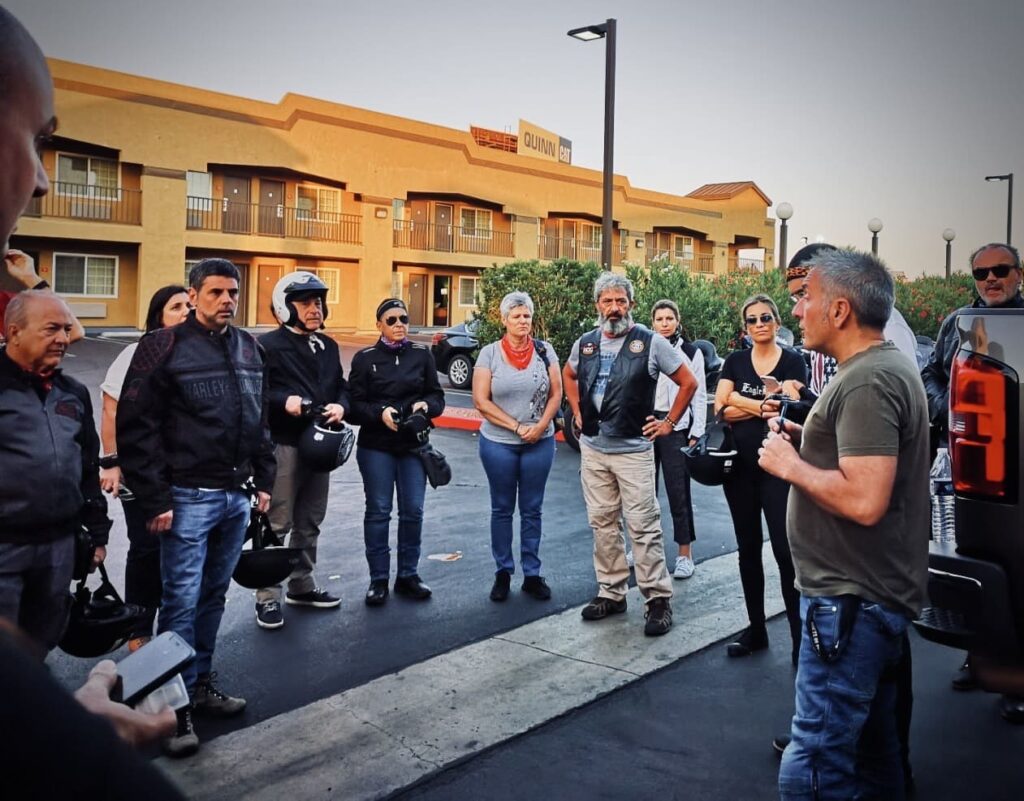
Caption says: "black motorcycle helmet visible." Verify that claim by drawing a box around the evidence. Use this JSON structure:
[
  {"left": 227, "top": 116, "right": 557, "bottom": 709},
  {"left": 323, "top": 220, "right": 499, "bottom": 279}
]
[
  {"left": 682, "top": 423, "right": 738, "bottom": 487},
  {"left": 232, "top": 508, "right": 311, "bottom": 589},
  {"left": 298, "top": 420, "right": 355, "bottom": 472},
  {"left": 59, "top": 564, "right": 150, "bottom": 658},
  {"left": 397, "top": 411, "right": 431, "bottom": 446}
]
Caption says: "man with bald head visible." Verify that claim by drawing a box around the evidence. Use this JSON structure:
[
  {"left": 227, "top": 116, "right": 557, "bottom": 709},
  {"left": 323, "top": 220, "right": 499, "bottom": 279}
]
[{"left": 0, "top": 290, "right": 110, "bottom": 652}]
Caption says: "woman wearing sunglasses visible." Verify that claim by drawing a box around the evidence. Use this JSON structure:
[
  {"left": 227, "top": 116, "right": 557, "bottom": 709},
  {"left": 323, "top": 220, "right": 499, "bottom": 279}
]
[
  {"left": 472, "top": 291, "right": 562, "bottom": 603},
  {"left": 714, "top": 293, "right": 806, "bottom": 663},
  {"left": 349, "top": 298, "right": 446, "bottom": 606}
]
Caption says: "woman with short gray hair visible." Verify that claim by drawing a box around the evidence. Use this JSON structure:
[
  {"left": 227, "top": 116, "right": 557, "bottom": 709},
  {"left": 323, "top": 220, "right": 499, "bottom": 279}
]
[{"left": 472, "top": 292, "right": 562, "bottom": 602}]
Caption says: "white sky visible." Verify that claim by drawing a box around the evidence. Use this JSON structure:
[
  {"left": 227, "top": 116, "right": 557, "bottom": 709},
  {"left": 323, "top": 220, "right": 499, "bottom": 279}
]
[{"left": 11, "top": 0, "right": 1023, "bottom": 275}]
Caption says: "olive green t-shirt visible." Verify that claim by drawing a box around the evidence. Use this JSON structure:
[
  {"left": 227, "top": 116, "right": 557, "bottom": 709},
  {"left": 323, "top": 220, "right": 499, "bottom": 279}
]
[{"left": 787, "top": 342, "right": 930, "bottom": 618}]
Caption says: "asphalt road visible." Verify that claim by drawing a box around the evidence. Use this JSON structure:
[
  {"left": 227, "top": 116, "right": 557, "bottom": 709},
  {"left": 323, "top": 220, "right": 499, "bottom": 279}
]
[{"left": 45, "top": 335, "right": 1024, "bottom": 800}]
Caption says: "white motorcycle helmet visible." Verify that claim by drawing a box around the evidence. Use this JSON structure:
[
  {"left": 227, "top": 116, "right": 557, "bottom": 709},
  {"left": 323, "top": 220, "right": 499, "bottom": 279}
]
[{"left": 271, "top": 271, "right": 329, "bottom": 330}]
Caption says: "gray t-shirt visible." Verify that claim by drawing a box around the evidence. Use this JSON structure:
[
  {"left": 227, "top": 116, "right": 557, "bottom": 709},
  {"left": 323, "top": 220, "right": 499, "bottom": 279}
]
[
  {"left": 787, "top": 342, "right": 930, "bottom": 617},
  {"left": 475, "top": 340, "right": 559, "bottom": 445},
  {"left": 568, "top": 326, "right": 684, "bottom": 454}
]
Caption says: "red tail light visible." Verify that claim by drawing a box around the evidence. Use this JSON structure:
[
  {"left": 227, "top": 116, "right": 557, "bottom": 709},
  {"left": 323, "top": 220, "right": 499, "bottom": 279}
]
[
  {"left": 949, "top": 351, "right": 1016, "bottom": 500},
  {"left": 431, "top": 333, "right": 443, "bottom": 346}
]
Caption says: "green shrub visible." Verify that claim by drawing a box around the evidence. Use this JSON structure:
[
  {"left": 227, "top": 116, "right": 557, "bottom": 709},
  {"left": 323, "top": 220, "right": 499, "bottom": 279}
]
[{"left": 894, "top": 273, "right": 974, "bottom": 338}]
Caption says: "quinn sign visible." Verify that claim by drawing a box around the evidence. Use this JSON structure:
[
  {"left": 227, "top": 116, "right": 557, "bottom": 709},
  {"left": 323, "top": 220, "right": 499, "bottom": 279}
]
[{"left": 518, "top": 119, "right": 572, "bottom": 165}]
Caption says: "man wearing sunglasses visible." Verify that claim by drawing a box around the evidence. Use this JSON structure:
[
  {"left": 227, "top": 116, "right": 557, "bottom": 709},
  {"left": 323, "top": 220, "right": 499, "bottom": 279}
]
[{"left": 921, "top": 242, "right": 1024, "bottom": 720}]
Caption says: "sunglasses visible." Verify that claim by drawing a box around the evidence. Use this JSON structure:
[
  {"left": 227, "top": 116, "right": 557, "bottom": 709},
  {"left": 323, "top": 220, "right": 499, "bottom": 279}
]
[
  {"left": 384, "top": 314, "right": 409, "bottom": 326},
  {"left": 789, "top": 288, "right": 806, "bottom": 305},
  {"left": 972, "top": 264, "right": 1016, "bottom": 281},
  {"left": 745, "top": 313, "right": 776, "bottom": 326}
]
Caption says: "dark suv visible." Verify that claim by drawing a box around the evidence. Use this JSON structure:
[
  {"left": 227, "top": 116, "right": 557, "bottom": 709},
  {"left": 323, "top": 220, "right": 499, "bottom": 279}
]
[{"left": 431, "top": 320, "right": 479, "bottom": 389}]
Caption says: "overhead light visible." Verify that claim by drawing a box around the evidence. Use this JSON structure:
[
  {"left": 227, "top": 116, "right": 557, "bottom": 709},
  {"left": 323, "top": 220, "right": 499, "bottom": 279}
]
[{"left": 567, "top": 24, "right": 607, "bottom": 40}]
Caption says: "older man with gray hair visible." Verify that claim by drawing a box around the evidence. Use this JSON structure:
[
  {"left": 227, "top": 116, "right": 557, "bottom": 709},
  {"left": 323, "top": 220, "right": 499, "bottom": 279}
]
[{"left": 563, "top": 272, "right": 697, "bottom": 636}]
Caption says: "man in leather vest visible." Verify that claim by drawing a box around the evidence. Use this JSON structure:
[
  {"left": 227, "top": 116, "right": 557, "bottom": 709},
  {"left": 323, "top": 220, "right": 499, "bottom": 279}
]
[{"left": 563, "top": 272, "right": 697, "bottom": 636}]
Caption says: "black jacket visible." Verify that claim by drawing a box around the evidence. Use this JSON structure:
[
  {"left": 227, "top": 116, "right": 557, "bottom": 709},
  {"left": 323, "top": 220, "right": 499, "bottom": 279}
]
[
  {"left": 0, "top": 350, "right": 111, "bottom": 545},
  {"left": 921, "top": 292, "right": 1024, "bottom": 430},
  {"left": 259, "top": 327, "right": 350, "bottom": 446},
  {"left": 348, "top": 340, "right": 445, "bottom": 454},
  {"left": 116, "top": 313, "right": 276, "bottom": 519}
]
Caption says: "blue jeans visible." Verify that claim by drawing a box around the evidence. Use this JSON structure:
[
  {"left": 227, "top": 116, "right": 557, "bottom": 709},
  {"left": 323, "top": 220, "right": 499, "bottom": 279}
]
[
  {"left": 157, "top": 487, "right": 249, "bottom": 693},
  {"left": 780, "top": 595, "right": 909, "bottom": 801},
  {"left": 478, "top": 434, "right": 555, "bottom": 576},
  {"left": 356, "top": 447, "right": 427, "bottom": 581}
]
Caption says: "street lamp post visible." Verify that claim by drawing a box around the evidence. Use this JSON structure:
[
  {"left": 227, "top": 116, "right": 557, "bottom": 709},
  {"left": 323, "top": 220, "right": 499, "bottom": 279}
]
[
  {"left": 568, "top": 19, "right": 616, "bottom": 269},
  {"left": 868, "top": 217, "right": 883, "bottom": 256},
  {"left": 775, "top": 202, "right": 793, "bottom": 271},
  {"left": 942, "top": 228, "right": 956, "bottom": 280},
  {"left": 985, "top": 173, "right": 1014, "bottom": 245}
]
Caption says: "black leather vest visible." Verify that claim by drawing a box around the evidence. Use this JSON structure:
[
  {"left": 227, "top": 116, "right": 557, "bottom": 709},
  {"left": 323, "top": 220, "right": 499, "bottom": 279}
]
[{"left": 577, "top": 325, "right": 657, "bottom": 438}]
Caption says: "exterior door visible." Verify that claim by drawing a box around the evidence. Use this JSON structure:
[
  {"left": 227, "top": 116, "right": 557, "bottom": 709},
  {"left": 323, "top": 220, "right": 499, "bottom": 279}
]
[
  {"left": 435, "top": 204, "right": 453, "bottom": 252},
  {"left": 256, "top": 264, "right": 283, "bottom": 326},
  {"left": 258, "top": 180, "right": 285, "bottom": 236},
  {"left": 407, "top": 274, "right": 427, "bottom": 326},
  {"left": 562, "top": 221, "right": 576, "bottom": 260},
  {"left": 222, "top": 176, "right": 251, "bottom": 234}
]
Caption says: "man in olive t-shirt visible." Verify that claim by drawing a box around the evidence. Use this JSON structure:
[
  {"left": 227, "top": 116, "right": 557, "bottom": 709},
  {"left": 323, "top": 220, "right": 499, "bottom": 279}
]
[{"left": 759, "top": 249, "right": 929, "bottom": 800}]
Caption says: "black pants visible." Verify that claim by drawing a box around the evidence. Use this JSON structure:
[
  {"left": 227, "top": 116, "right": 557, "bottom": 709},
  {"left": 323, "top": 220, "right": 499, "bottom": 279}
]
[
  {"left": 722, "top": 459, "right": 801, "bottom": 647},
  {"left": 122, "top": 496, "right": 160, "bottom": 638},
  {"left": 653, "top": 425, "right": 696, "bottom": 546}
]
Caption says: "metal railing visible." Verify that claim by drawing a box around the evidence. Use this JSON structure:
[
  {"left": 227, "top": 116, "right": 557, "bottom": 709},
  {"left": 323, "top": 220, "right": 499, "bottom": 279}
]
[
  {"left": 392, "top": 220, "right": 514, "bottom": 257},
  {"left": 185, "top": 197, "right": 362, "bottom": 244},
  {"left": 24, "top": 181, "right": 142, "bottom": 224},
  {"left": 538, "top": 235, "right": 609, "bottom": 264},
  {"left": 729, "top": 258, "right": 765, "bottom": 273},
  {"left": 644, "top": 251, "right": 715, "bottom": 273}
]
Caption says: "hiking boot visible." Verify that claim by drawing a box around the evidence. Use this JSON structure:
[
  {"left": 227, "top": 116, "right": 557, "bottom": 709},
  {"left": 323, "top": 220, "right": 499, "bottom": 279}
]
[
  {"left": 490, "top": 570, "right": 511, "bottom": 602},
  {"left": 162, "top": 705, "right": 199, "bottom": 758},
  {"left": 394, "top": 575, "right": 432, "bottom": 600},
  {"left": 673, "top": 556, "right": 695, "bottom": 579},
  {"left": 643, "top": 597, "right": 673, "bottom": 636},
  {"left": 726, "top": 627, "right": 769, "bottom": 657},
  {"left": 521, "top": 575, "right": 551, "bottom": 601},
  {"left": 192, "top": 673, "right": 246, "bottom": 718},
  {"left": 286, "top": 588, "right": 341, "bottom": 608},
  {"left": 365, "top": 579, "right": 389, "bottom": 606},
  {"left": 581, "top": 596, "right": 627, "bottom": 620},
  {"left": 255, "top": 599, "right": 284, "bottom": 630}
]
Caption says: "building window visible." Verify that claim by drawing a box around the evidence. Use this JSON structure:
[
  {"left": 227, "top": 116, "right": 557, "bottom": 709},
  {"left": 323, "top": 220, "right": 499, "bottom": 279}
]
[
  {"left": 673, "top": 235, "right": 694, "bottom": 260},
  {"left": 54, "top": 253, "right": 118, "bottom": 297},
  {"left": 458, "top": 276, "right": 480, "bottom": 306},
  {"left": 392, "top": 199, "right": 405, "bottom": 230},
  {"left": 460, "top": 208, "right": 492, "bottom": 239},
  {"left": 581, "top": 223, "right": 602, "bottom": 248},
  {"left": 300, "top": 267, "right": 341, "bottom": 305},
  {"left": 56, "top": 154, "right": 119, "bottom": 198},
  {"left": 186, "top": 171, "right": 213, "bottom": 209},
  {"left": 297, "top": 186, "right": 340, "bottom": 220}
]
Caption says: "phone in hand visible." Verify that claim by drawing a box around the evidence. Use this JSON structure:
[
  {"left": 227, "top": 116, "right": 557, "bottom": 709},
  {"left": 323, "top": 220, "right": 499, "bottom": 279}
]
[
  {"left": 113, "top": 630, "right": 195, "bottom": 708},
  {"left": 760, "top": 375, "right": 782, "bottom": 394}
]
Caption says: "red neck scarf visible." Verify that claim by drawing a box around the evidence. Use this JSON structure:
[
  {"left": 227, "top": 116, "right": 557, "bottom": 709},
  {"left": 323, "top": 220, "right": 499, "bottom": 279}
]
[{"left": 501, "top": 334, "right": 534, "bottom": 370}]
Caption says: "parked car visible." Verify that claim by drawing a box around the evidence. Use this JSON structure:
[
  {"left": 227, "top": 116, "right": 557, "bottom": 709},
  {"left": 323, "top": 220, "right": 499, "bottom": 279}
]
[{"left": 431, "top": 320, "right": 479, "bottom": 389}]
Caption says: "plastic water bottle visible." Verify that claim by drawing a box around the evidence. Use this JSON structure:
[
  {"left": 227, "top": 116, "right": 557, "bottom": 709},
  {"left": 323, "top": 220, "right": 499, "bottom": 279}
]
[{"left": 930, "top": 449, "right": 955, "bottom": 544}]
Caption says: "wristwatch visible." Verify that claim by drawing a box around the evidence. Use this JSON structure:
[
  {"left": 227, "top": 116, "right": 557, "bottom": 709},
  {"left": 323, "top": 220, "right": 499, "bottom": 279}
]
[{"left": 99, "top": 454, "right": 119, "bottom": 469}]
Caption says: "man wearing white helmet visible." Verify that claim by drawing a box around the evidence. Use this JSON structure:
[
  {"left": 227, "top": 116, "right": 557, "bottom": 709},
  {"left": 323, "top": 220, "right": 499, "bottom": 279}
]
[{"left": 254, "top": 271, "right": 350, "bottom": 629}]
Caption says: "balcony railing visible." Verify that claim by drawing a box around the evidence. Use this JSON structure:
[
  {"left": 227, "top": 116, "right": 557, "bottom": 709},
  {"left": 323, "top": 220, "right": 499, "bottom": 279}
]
[
  {"left": 538, "top": 235, "right": 608, "bottom": 264},
  {"left": 729, "top": 257, "right": 765, "bottom": 273},
  {"left": 644, "top": 251, "right": 715, "bottom": 273},
  {"left": 392, "top": 220, "right": 514, "bottom": 257},
  {"left": 185, "top": 197, "right": 361, "bottom": 244},
  {"left": 24, "top": 181, "right": 141, "bottom": 225}
]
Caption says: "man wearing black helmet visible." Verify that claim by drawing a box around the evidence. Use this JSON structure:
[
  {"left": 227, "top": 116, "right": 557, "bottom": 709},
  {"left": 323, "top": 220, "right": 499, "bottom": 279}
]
[{"left": 253, "top": 271, "right": 350, "bottom": 630}]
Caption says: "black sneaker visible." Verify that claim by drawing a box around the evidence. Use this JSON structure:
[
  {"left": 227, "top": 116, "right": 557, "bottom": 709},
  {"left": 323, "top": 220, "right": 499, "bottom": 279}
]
[
  {"left": 581, "top": 596, "right": 627, "bottom": 620},
  {"left": 394, "top": 575, "right": 432, "bottom": 600},
  {"left": 952, "top": 656, "right": 976, "bottom": 691},
  {"left": 521, "top": 575, "right": 551, "bottom": 601},
  {"left": 726, "top": 627, "right": 769, "bottom": 657},
  {"left": 286, "top": 588, "right": 341, "bottom": 608},
  {"left": 1000, "top": 694, "right": 1024, "bottom": 724},
  {"left": 192, "top": 672, "right": 246, "bottom": 718},
  {"left": 162, "top": 705, "right": 199, "bottom": 758},
  {"left": 365, "top": 579, "right": 389, "bottom": 606},
  {"left": 255, "top": 599, "right": 284, "bottom": 629},
  {"left": 643, "top": 597, "right": 673, "bottom": 636},
  {"left": 490, "top": 571, "right": 511, "bottom": 602}
]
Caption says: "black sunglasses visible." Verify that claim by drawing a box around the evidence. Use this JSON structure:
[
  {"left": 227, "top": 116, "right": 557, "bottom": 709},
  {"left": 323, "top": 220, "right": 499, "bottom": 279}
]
[
  {"left": 384, "top": 314, "right": 409, "bottom": 326},
  {"left": 745, "top": 313, "right": 775, "bottom": 326},
  {"left": 972, "top": 264, "right": 1016, "bottom": 281}
]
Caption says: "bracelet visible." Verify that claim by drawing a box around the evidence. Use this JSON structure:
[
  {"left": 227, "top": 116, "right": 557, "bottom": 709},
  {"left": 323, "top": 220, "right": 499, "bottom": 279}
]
[
  {"left": 32, "top": 279, "right": 49, "bottom": 290},
  {"left": 664, "top": 416, "right": 677, "bottom": 427},
  {"left": 99, "top": 454, "right": 119, "bottom": 469}
]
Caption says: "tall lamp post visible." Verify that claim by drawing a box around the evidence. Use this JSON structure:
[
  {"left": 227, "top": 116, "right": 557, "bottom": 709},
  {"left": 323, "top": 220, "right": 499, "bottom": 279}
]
[
  {"left": 942, "top": 228, "right": 956, "bottom": 279},
  {"left": 568, "top": 18, "right": 616, "bottom": 269},
  {"left": 775, "top": 201, "right": 793, "bottom": 270},
  {"left": 985, "top": 173, "right": 1014, "bottom": 245},
  {"left": 868, "top": 217, "right": 883, "bottom": 256}
]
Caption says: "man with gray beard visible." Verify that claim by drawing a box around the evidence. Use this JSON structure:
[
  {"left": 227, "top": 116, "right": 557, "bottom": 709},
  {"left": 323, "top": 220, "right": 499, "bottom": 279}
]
[{"left": 563, "top": 272, "right": 697, "bottom": 636}]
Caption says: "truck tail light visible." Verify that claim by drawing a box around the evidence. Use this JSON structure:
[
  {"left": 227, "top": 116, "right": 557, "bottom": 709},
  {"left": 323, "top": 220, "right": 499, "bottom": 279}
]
[{"left": 949, "top": 351, "right": 1017, "bottom": 501}]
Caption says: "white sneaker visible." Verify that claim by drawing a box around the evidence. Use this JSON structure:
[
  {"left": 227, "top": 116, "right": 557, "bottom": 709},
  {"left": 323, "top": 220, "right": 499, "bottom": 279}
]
[
  {"left": 673, "top": 556, "right": 695, "bottom": 579},
  {"left": 625, "top": 550, "right": 635, "bottom": 569}
]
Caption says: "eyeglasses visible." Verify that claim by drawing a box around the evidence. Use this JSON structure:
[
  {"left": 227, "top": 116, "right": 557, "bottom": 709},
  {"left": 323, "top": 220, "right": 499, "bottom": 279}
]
[
  {"left": 972, "top": 264, "right": 1016, "bottom": 281},
  {"left": 789, "top": 289, "right": 806, "bottom": 305},
  {"left": 745, "top": 313, "right": 776, "bottom": 326},
  {"left": 384, "top": 314, "right": 409, "bottom": 326}
]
